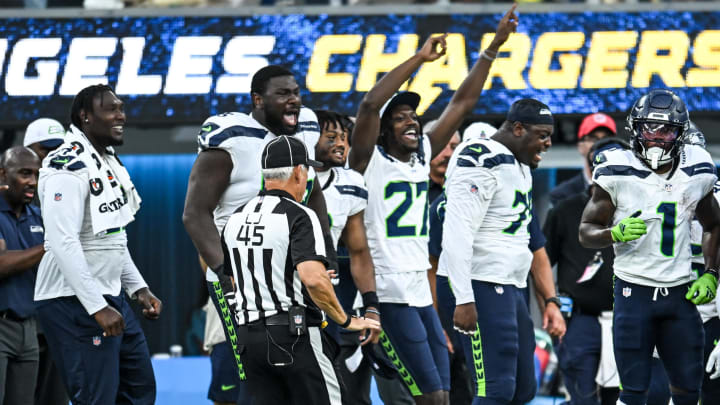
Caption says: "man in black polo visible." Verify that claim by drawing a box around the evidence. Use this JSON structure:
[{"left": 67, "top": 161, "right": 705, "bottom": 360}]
[
  {"left": 220, "top": 136, "right": 380, "bottom": 405},
  {"left": 0, "top": 146, "right": 45, "bottom": 405}
]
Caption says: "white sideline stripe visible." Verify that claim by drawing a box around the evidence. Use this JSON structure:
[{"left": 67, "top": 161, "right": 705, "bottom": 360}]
[{"left": 309, "top": 327, "right": 342, "bottom": 405}]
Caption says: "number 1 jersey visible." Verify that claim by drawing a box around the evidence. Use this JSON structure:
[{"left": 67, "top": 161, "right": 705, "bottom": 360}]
[{"left": 593, "top": 145, "right": 717, "bottom": 287}]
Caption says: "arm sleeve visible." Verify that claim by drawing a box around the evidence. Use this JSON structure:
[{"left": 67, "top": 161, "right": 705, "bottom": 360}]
[
  {"left": 442, "top": 167, "right": 496, "bottom": 305},
  {"left": 290, "top": 208, "right": 328, "bottom": 268},
  {"left": 528, "top": 209, "right": 546, "bottom": 252},
  {"left": 121, "top": 247, "right": 148, "bottom": 299},
  {"left": 42, "top": 173, "right": 108, "bottom": 315}
]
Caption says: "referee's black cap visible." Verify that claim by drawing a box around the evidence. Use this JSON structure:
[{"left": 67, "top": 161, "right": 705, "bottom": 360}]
[{"left": 262, "top": 135, "right": 324, "bottom": 169}]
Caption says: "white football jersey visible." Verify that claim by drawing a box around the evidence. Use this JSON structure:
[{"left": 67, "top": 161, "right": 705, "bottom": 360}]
[
  {"left": 197, "top": 108, "right": 320, "bottom": 235},
  {"left": 363, "top": 136, "right": 432, "bottom": 306},
  {"left": 439, "top": 138, "right": 533, "bottom": 304},
  {"left": 691, "top": 180, "right": 720, "bottom": 323},
  {"left": 316, "top": 167, "right": 368, "bottom": 248},
  {"left": 593, "top": 145, "right": 717, "bottom": 287}
]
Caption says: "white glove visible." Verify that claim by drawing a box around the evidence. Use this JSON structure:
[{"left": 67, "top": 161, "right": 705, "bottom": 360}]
[{"left": 706, "top": 339, "right": 720, "bottom": 379}]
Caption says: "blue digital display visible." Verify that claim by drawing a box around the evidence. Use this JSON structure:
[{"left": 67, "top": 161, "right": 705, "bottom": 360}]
[{"left": 0, "top": 11, "right": 718, "bottom": 125}]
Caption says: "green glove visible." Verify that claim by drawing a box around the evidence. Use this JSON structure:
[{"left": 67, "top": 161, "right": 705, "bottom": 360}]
[
  {"left": 687, "top": 273, "right": 718, "bottom": 305},
  {"left": 611, "top": 212, "right": 647, "bottom": 243}
]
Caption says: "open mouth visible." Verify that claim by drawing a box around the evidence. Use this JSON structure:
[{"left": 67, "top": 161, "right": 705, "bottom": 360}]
[
  {"left": 533, "top": 150, "right": 545, "bottom": 163},
  {"left": 402, "top": 127, "right": 419, "bottom": 142},
  {"left": 111, "top": 125, "right": 124, "bottom": 135},
  {"left": 283, "top": 111, "right": 299, "bottom": 128},
  {"left": 331, "top": 148, "right": 345, "bottom": 160},
  {"left": 24, "top": 190, "right": 35, "bottom": 199}
]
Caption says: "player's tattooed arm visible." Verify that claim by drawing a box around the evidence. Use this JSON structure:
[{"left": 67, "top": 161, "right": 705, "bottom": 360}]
[
  {"left": 427, "top": 4, "right": 518, "bottom": 159},
  {"left": 696, "top": 191, "right": 720, "bottom": 270},
  {"left": 349, "top": 35, "right": 447, "bottom": 174},
  {"left": 182, "top": 149, "right": 232, "bottom": 270},
  {"left": 579, "top": 185, "right": 616, "bottom": 249}
]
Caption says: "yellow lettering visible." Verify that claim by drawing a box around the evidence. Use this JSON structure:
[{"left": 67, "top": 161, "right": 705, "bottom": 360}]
[
  {"left": 631, "top": 31, "right": 688, "bottom": 88},
  {"left": 306, "top": 35, "right": 362, "bottom": 92},
  {"left": 407, "top": 34, "right": 468, "bottom": 115},
  {"left": 580, "top": 31, "right": 637, "bottom": 89},
  {"left": 355, "top": 34, "right": 418, "bottom": 92},
  {"left": 480, "top": 33, "right": 530, "bottom": 90},
  {"left": 686, "top": 30, "right": 720, "bottom": 87},
  {"left": 528, "top": 32, "right": 585, "bottom": 89}
]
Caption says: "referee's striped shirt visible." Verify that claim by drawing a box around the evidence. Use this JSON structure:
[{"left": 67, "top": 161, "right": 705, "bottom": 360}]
[{"left": 221, "top": 188, "right": 328, "bottom": 325}]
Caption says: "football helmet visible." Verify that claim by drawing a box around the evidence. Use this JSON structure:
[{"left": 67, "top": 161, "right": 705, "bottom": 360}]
[
  {"left": 626, "top": 89, "right": 690, "bottom": 169},
  {"left": 683, "top": 120, "right": 706, "bottom": 149}
]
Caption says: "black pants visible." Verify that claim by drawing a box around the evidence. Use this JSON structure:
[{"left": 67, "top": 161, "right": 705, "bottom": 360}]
[{"left": 238, "top": 322, "right": 342, "bottom": 405}]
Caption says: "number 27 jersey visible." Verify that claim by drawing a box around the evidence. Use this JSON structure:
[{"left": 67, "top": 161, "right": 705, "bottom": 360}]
[
  {"left": 363, "top": 137, "right": 432, "bottom": 275},
  {"left": 593, "top": 145, "right": 717, "bottom": 287}
]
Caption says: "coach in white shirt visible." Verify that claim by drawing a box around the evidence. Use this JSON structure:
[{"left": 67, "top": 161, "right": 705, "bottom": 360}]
[{"left": 34, "top": 84, "right": 162, "bottom": 405}]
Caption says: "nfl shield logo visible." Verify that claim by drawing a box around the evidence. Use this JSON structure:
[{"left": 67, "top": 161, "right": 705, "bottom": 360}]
[
  {"left": 470, "top": 184, "right": 479, "bottom": 194},
  {"left": 664, "top": 184, "right": 673, "bottom": 192},
  {"left": 622, "top": 287, "right": 632, "bottom": 297},
  {"left": 294, "top": 315, "right": 303, "bottom": 325},
  {"left": 92, "top": 336, "right": 101, "bottom": 346},
  {"left": 495, "top": 286, "right": 504, "bottom": 295},
  {"left": 54, "top": 193, "right": 62, "bottom": 201}
]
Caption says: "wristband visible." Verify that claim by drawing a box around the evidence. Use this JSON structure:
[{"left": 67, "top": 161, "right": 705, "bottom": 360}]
[
  {"left": 339, "top": 314, "right": 352, "bottom": 328},
  {"left": 706, "top": 268, "right": 719, "bottom": 279},
  {"left": 365, "top": 308, "right": 381, "bottom": 317},
  {"left": 480, "top": 51, "right": 496, "bottom": 61},
  {"left": 545, "top": 296, "right": 562, "bottom": 309},
  {"left": 362, "top": 291, "right": 379, "bottom": 309},
  {"left": 484, "top": 48, "right": 498, "bottom": 57},
  {"left": 210, "top": 262, "right": 224, "bottom": 275}
]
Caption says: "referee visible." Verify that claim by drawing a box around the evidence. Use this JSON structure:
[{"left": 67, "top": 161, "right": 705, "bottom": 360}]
[{"left": 220, "top": 136, "right": 380, "bottom": 405}]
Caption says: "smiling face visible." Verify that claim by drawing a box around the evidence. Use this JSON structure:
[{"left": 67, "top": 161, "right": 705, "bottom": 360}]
[
  {"left": 386, "top": 104, "right": 421, "bottom": 155},
  {"left": 514, "top": 122, "right": 553, "bottom": 169},
  {"left": 83, "top": 91, "right": 126, "bottom": 149},
  {"left": 254, "top": 75, "right": 301, "bottom": 135},
  {"left": 315, "top": 120, "right": 349, "bottom": 168}
]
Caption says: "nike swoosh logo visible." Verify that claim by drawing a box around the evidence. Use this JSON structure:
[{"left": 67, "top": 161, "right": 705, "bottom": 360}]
[
  {"left": 468, "top": 146, "right": 485, "bottom": 153},
  {"left": 54, "top": 158, "right": 69, "bottom": 164},
  {"left": 202, "top": 125, "right": 213, "bottom": 132},
  {"left": 221, "top": 384, "right": 236, "bottom": 391}
]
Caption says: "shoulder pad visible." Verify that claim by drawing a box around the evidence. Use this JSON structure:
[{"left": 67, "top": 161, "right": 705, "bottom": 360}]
[
  {"left": 297, "top": 107, "right": 320, "bottom": 134},
  {"left": 455, "top": 140, "right": 515, "bottom": 169},
  {"left": 45, "top": 143, "right": 86, "bottom": 172},
  {"left": 679, "top": 145, "right": 716, "bottom": 177},
  {"left": 198, "top": 112, "right": 267, "bottom": 150}
]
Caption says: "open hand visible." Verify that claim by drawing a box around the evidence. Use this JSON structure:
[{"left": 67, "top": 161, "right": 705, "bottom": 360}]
[{"left": 418, "top": 34, "right": 448, "bottom": 62}]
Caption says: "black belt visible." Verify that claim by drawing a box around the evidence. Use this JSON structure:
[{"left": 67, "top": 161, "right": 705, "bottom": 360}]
[
  {"left": 245, "top": 311, "right": 322, "bottom": 327},
  {"left": 0, "top": 310, "right": 25, "bottom": 322}
]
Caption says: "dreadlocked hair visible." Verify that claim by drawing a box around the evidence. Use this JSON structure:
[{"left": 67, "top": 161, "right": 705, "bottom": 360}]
[
  {"left": 70, "top": 84, "right": 115, "bottom": 129},
  {"left": 315, "top": 110, "right": 356, "bottom": 146}
]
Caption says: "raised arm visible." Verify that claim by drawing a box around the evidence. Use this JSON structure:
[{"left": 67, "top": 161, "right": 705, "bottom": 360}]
[
  {"left": 349, "top": 35, "right": 448, "bottom": 174},
  {"left": 428, "top": 4, "right": 518, "bottom": 158},
  {"left": 182, "top": 149, "right": 231, "bottom": 270}
]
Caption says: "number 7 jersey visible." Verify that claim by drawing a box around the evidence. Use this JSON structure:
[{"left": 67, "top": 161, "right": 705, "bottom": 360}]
[{"left": 593, "top": 145, "right": 717, "bottom": 287}]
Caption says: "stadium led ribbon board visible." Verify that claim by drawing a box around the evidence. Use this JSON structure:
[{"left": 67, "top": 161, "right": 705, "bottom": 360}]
[{"left": 0, "top": 11, "right": 718, "bottom": 124}]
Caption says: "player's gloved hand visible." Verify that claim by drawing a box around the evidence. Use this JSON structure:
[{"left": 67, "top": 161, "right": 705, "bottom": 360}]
[
  {"left": 213, "top": 262, "right": 241, "bottom": 325},
  {"left": 686, "top": 273, "right": 718, "bottom": 305},
  {"left": 706, "top": 339, "right": 720, "bottom": 379},
  {"left": 610, "top": 212, "right": 647, "bottom": 243}
]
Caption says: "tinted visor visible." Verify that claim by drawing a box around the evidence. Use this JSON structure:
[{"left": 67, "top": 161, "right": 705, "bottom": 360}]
[{"left": 639, "top": 123, "right": 680, "bottom": 142}]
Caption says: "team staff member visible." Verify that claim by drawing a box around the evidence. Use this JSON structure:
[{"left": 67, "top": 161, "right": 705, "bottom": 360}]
[
  {"left": 221, "top": 136, "right": 379, "bottom": 405},
  {"left": 0, "top": 147, "right": 44, "bottom": 405},
  {"left": 549, "top": 113, "right": 616, "bottom": 205},
  {"left": 544, "top": 138, "right": 627, "bottom": 405},
  {"left": 23, "top": 118, "right": 65, "bottom": 162},
  {"left": 444, "top": 99, "right": 565, "bottom": 405},
  {"left": 183, "top": 66, "right": 337, "bottom": 395},
  {"left": 35, "top": 84, "right": 163, "bottom": 405},
  {"left": 21, "top": 118, "right": 70, "bottom": 405}
]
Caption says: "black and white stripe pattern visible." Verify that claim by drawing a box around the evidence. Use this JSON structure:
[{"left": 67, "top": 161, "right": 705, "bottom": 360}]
[{"left": 221, "top": 189, "right": 327, "bottom": 324}]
